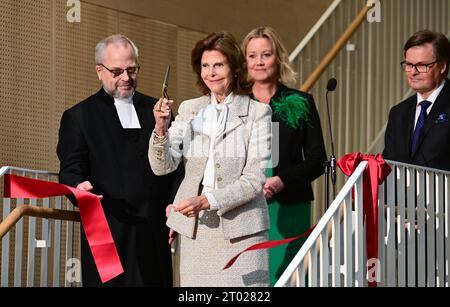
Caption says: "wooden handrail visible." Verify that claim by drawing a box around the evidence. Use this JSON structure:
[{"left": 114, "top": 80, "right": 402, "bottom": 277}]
[
  {"left": 300, "top": 2, "right": 375, "bottom": 92},
  {"left": 0, "top": 205, "right": 80, "bottom": 239}
]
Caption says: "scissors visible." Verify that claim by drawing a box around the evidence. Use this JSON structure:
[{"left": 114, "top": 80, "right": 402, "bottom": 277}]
[{"left": 158, "top": 65, "right": 170, "bottom": 112}]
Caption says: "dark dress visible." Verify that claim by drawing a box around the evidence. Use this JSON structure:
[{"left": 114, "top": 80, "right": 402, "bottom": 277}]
[
  {"left": 252, "top": 84, "right": 326, "bottom": 285},
  {"left": 57, "top": 88, "right": 182, "bottom": 286}
]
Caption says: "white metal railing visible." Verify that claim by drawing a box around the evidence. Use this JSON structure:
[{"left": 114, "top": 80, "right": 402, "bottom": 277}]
[
  {"left": 382, "top": 160, "right": 449, "bottom": 287},
  {"left": 1, "top": 165, "right": 179, "bottom": 287},
  {"left": 275, "top": 160, "right": 450, "bottom": 287},
  {"left": 0, "top": 166, "right": 81, "bottom": 287}
]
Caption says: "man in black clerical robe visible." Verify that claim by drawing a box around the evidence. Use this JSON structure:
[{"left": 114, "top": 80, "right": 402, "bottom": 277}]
[{"left": 57, "top": 34, "right": 182, "bottom": 286}]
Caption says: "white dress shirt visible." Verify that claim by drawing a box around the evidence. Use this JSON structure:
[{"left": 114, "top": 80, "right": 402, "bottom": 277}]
[{"left": 413, "top": 81, "right": 445, "bottom": 129}]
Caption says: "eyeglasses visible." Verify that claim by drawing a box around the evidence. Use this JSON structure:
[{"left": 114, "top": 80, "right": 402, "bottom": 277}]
[
  {"left": 400, "top": 61, "right": 437, "bottom": 73},
  {"left": 99, "top": 63, "right": 140, "bottom": 78}
]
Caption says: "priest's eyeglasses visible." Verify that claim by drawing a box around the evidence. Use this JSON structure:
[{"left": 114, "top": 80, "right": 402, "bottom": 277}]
[
  {"left": 99, "top": 63, "right": 140, "bottom": 78},
  {"left": 400, "top": 61, "right": 437, "bottom": 73}
]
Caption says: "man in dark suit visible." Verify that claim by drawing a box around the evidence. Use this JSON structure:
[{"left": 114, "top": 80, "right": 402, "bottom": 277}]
[
  {"left": 57, "top": 34, "right": 181, "bottom": 286},
  {"left": 383, "top": 30, "right": 450, "bottom": 171}
]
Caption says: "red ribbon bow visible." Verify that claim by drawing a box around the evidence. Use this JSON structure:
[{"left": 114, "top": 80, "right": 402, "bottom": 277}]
[
  {"left": 3, "top": 174, "right": 124, "bottom": 283},
  {"left": 337, "top": 153, "right": 391, "bottom": 287}
]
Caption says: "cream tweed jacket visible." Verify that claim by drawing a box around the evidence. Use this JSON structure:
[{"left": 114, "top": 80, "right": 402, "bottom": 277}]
[{"left": 149, "top": 94, "right": 271, "bottom": 240}]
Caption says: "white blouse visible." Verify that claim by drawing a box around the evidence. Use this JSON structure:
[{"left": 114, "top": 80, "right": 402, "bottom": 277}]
[{"left": 191, "top": 92, "right": 234, "bottom": 209}]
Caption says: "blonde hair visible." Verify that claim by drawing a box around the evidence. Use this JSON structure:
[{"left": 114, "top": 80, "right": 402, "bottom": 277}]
[{"left": 242, "top": 26, "right": 297, "bottom": 86}]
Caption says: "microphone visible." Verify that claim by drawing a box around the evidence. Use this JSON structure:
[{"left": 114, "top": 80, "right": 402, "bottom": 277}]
[
  {"left": 327, "top": 78, "right": 337, "bottom": 92},
  {"left": 325, "top": 78, "right": 337, "bottom": 204}
]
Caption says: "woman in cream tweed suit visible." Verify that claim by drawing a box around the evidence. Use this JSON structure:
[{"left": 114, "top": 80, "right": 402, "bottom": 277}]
[{"left": 149, "top": 31, "right": 271, "bottom": 287}]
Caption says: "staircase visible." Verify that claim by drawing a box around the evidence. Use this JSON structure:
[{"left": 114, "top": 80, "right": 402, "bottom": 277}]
[{"left": 288, "top": 0, "right": 450, "bottom": 222}]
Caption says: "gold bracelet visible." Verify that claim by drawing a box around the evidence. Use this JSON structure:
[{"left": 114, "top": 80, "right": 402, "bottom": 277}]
[{"left": 153, "top": 130, "right": 167, "bottom": 143}]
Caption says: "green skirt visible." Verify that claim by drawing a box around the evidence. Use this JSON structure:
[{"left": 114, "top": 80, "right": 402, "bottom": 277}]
[
  {"left": 267, "top": 159, "right": 311, "bottom": 286},
  {"left": 268, "top": 198, "right": 311, "bottom": 286}
]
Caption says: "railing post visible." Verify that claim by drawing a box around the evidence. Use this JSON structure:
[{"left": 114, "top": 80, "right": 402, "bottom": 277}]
[
  {"left": 444, "top": 174, "right": 449, "bottom": 287},
  {"left": 53, "top": 196, "right": 62, "bottom": 287},
  {"left": 396, "top": 166, "right": 406, "bottom": 286},
  {"left": 434, "top": 171, "right": 446, "bottom": 287},
  {"left": 385, "top": 169, "right": 396, "bottom": 286},
  {"left": 406, "top": 168, "right": 416, "bottom": 286},
  {"left": 426, "top": 170, "right": 436, "bottom": 286},
  {"left": 65, "top": 202, "right": 75, "bottom": 287},
  {"left": 331, "top": 209, "right": 341, "bottom": 287},
  {"left": 343, "top": 193, "right": 353, "bottom": 286},
  {"left": 1, "top": 197, "right": 11, "bottom": 287},
  {"left": 308, "top": 245, "right": 318, "bottom": 287},
  {"left": 354, "top": 174, "right": 364, "bottom": 286},
  {"left": 319, "top": 229, "right": 329, "bottom": 287},
  {"left": 14, "top": 199, "right": 24, "bottom": 287},
  {"left": 377, "top": 184, "right": 385, "bottom": 286},
  {"left": 27, "top": 198, "right": 37, "bottom": 287},
  {"left": 416, "top": 169, "right": 427, "bottom": 287}
]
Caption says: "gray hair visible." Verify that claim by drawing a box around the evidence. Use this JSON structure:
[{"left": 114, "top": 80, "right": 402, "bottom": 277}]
[{"left": 95, "top": 34, "right": 139, "bottom": 64}]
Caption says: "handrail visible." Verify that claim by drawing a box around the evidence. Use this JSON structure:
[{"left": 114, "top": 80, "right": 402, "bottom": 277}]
[
  {"left": 275, "top": 159, "right": 450, "bottom": 287},
  {"left": 0, "top": 165, "right": 81, "bottom": 239},
  {"left": 1, "top": 165, "right": 82, "bottom": 287},
  {"left": 275, "top": 161, "right": 368, "bottom": 286},
  {"left": 289, "top": 0, "right": 342, "bottom": 62},
  {"left": 384, "top": 159, "right": 450, "bottom": 175},
  {"left": 0, "top": 166, "right": 58, "bottom": 177},
  {"left": 0, "top": 205, "right": 80, "bottom": 239},
  {"left": 299, "top": 1, "right": 375, "bottom": 92}
]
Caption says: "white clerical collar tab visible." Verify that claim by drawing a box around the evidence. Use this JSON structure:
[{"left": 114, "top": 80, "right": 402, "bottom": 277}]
[{"left": 114, "top": 96, "right": 134, "bottom": 105}]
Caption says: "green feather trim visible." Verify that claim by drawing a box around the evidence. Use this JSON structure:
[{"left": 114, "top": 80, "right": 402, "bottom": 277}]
[{"left": 271, "top": 92, "right": 310, "bottom": 129}]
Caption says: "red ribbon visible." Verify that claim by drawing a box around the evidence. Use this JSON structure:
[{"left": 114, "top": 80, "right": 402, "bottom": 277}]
[
  {"left": 223, "top": 226, "right": 315, "bottom": 270},
  {"left": 337, "top": 153, "right": 391, "bottom": 287},
  {"left": 3, "top": 174, "right": 124, "bottom": 283}
]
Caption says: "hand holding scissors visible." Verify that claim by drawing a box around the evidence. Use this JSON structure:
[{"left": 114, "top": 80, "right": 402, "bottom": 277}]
[
  {"left": 157, "top": 65, "right": 171, "bottom": 112},
  {"left": 154, "top": 65, "right": 173, "bottom": 136}
]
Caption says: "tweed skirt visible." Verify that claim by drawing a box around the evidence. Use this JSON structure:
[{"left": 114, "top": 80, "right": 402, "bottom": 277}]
[{"left": 178, "top": 209, "right": 269, "bottom": 287}]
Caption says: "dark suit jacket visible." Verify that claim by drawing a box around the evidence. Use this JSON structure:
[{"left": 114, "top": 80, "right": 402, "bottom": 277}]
[
  {"left": 253, "top": 85, "right": 327, "bottom": 204},
  {"left": 383, "top": 78, "right": 450, "bottom": 171},
  {"left": 57, "top": 87, "right": 182, "bottom": 286}
]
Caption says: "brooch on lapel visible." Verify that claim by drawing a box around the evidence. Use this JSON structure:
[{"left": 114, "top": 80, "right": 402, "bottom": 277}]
[{"left": 435, "top": 113, "right": 448, "bottom": 123}]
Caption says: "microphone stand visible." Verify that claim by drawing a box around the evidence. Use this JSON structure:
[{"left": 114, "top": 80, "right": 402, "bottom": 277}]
[{"left": 324, "top": 90, "right": 336, "bottom": 210}]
